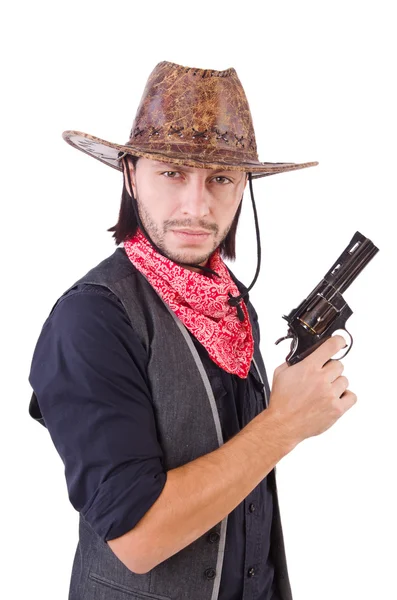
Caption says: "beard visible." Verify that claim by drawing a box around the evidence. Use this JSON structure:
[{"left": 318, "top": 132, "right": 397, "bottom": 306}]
[{"left": 135, "top": 194, "right": 232, "bottom": 266}]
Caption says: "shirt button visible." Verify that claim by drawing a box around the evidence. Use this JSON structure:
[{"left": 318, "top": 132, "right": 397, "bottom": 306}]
[
  {"left": 249, "top": 503, "right": 256, "bottom": 513},
  {"left": 204, "top": 568, "right": 216, "bottom": 579},
  {"left": 247, "top": 567, "right": 255, "bottom": 577},
  {"left": 208, "top": 531, "right": 220, "bottom": 543}
]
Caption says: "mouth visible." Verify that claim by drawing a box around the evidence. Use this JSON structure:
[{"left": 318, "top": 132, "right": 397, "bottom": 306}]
[{"left": 171, "top": 229, "right": 212, "bottom": 242}]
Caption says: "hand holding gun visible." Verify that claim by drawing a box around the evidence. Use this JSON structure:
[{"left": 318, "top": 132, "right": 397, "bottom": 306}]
[{"left": 275, "top": 231, "right": 379, "bottom": 365}]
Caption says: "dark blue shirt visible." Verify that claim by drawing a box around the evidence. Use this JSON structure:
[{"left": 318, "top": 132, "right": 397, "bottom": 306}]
[{"left": 28, "top": 283, "right": 280, "bottom": 600}]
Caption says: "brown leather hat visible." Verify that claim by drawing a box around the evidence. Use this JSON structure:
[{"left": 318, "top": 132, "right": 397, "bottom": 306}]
[{"left": 63, "top": 60, "right": 318, "bottom": 179}]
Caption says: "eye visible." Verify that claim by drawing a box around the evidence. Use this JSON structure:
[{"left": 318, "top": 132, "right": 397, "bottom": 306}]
[
  {"left": 162, "top": 171, "right": 180, "bottom": 178},
  {"left": 213, "top": 176, "right": 232, "bottom": 184}
]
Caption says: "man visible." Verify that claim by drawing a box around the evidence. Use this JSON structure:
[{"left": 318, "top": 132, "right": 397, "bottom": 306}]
[{"left": 28, "top": 61, "right": 356, "bottom": 600}]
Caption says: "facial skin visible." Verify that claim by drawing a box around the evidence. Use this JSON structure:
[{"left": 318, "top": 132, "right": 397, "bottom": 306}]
[{"left": 123, "top": 157, "right": 248, "bottom": 272}]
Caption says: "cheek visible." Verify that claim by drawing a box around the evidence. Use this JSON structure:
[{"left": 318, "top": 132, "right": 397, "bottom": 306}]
[
  {"left": 139, "top": 187, "right": 179, "bottom": 223},
  {"left": 215, "top": 195, "right": 241, "bottom": 225}
]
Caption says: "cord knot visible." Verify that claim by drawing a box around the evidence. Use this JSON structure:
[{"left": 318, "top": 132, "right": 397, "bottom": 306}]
[{"left": 228, "top": 292, "right": 245, "bottom": 322}]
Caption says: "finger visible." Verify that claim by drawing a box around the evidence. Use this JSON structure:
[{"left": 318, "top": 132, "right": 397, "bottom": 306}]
[
  {"left": 338, "top": 390, "right": 358, "bottom": 412},
  {"left": 332, "top": 375, "right": 349, "bottom": 397},
  {"left": 308, "top": 335, "right": 347, "bottom": 368},
  {"left": 322, "top": 359, "right": 344, "bottom": 382}
]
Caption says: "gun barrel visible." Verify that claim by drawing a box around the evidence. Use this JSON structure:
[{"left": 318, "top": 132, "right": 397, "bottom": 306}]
[{"left": 323, "top": 231, "right": 379, "bottom": 294}]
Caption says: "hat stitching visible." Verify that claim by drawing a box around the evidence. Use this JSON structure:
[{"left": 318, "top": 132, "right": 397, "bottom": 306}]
[
  {"left": 214, "top": 128, "right": 228, "bottom": 143},
  {"left": 192, "top": 128, "right": 209, "bottom": 140},
  {"left": 168, "top": 126, "right": 185, "bottom": 138},
  {"left": 128, "top": 124, "right": 254, "bottom": 148},
  {"left": 148, "top": 127, "right": 161, "bottom": 137}
]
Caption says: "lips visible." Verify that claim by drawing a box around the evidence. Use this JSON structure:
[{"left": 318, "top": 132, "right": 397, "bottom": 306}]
[
  {"left": 172, "top": 229, "right": 211, "bottom": 235},
  {"left": 171, "top": 229, "right": 212, "bottom": 242}
]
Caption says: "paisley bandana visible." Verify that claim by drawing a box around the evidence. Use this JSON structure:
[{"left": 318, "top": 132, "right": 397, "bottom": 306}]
[{"left": 123, "top": 229, "right": 254, "bottom": 378}]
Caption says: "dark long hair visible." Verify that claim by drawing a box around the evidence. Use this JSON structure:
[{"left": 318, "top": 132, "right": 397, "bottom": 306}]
[{"left": 107, "top": 155, "right": 243, "bottom": 260}]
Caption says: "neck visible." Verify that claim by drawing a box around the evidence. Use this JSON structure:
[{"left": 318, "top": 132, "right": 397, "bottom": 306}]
[{"left": 183, "top": 260, "right": 209, "bottom": 274}]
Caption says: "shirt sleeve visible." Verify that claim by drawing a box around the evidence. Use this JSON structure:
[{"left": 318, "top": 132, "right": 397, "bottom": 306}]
[{"left": 28, "top": 283, "right": 167, "bottom": 542}]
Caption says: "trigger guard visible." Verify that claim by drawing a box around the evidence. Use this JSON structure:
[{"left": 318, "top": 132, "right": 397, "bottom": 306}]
[{"left": 333, "top": 328, "right": 354, "bottom": 359}]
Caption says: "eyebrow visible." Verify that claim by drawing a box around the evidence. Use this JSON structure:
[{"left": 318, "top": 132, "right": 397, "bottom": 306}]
[{"left": 151, "top": 161, "right": 238, "bottom": 175}]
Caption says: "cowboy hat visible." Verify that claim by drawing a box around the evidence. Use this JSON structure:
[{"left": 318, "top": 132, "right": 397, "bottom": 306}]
[{"left": 62, "top": 61, "right": 318, "bottom": 178}]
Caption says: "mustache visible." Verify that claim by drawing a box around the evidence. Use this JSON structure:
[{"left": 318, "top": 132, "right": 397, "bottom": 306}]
[{"left": 164, "top": 219, "right": 218, "bottom": 233}]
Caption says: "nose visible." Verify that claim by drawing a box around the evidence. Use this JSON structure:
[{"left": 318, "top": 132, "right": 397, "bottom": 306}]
[{"left": 179, "top": 177, "right": 210, "bottom": 218}]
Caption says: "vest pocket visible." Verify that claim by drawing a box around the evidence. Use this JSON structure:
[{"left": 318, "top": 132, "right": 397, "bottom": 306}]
[{"left": 88, "top": 571, "right": 171, "bottom": 599}]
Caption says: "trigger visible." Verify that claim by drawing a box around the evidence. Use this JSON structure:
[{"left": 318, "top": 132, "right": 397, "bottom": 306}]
[{"left": 275, "top": 334, "right": 294, "bottom": 345}]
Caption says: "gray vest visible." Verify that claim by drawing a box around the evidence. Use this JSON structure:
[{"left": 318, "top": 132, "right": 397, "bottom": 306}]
[{"left": 29, "top": 247, "right": 293, "bottom": 600}]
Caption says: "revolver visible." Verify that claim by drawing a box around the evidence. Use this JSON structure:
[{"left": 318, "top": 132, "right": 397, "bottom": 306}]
[{"left": 275, "top": 231, "right": 379, "bottom": 365}]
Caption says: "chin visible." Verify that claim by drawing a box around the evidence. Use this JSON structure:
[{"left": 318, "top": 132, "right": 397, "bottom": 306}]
[
  {"left": 172, "top": 251, "right": 209, "bottom": 265},
  {"left": 167, "top": 245, "right": 213, "bottom": 266},
  {"left": 165, "top": 235, "right": 215, "bottom": 261}
]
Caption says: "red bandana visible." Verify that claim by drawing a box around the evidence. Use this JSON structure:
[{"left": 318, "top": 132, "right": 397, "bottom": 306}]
[{"left": 123, "top": 229, "right": 254, "bottom": 378}]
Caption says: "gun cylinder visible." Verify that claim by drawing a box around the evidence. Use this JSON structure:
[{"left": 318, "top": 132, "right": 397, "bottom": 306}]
[{"left": 298, "top": 295, "right": 338, "bottom": 335}]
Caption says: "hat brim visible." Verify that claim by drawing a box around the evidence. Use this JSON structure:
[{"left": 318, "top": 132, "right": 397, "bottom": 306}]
[{"left": 62, "top": 130, "right": 318, "bottom": 179}]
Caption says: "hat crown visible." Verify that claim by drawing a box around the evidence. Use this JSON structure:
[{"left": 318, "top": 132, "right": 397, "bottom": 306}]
[{"left": 126, "top": 61, "right": 259, "bottom": 163}]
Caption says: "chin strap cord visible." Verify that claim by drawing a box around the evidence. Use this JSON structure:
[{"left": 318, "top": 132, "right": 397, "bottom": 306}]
[{"left": 225, "top": 173, "right": 262, "bottom": 321}]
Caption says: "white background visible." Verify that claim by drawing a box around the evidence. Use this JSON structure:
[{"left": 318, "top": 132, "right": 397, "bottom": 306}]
[{"left": 2, "top": 1, "right": 396, "bottom": 599}]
